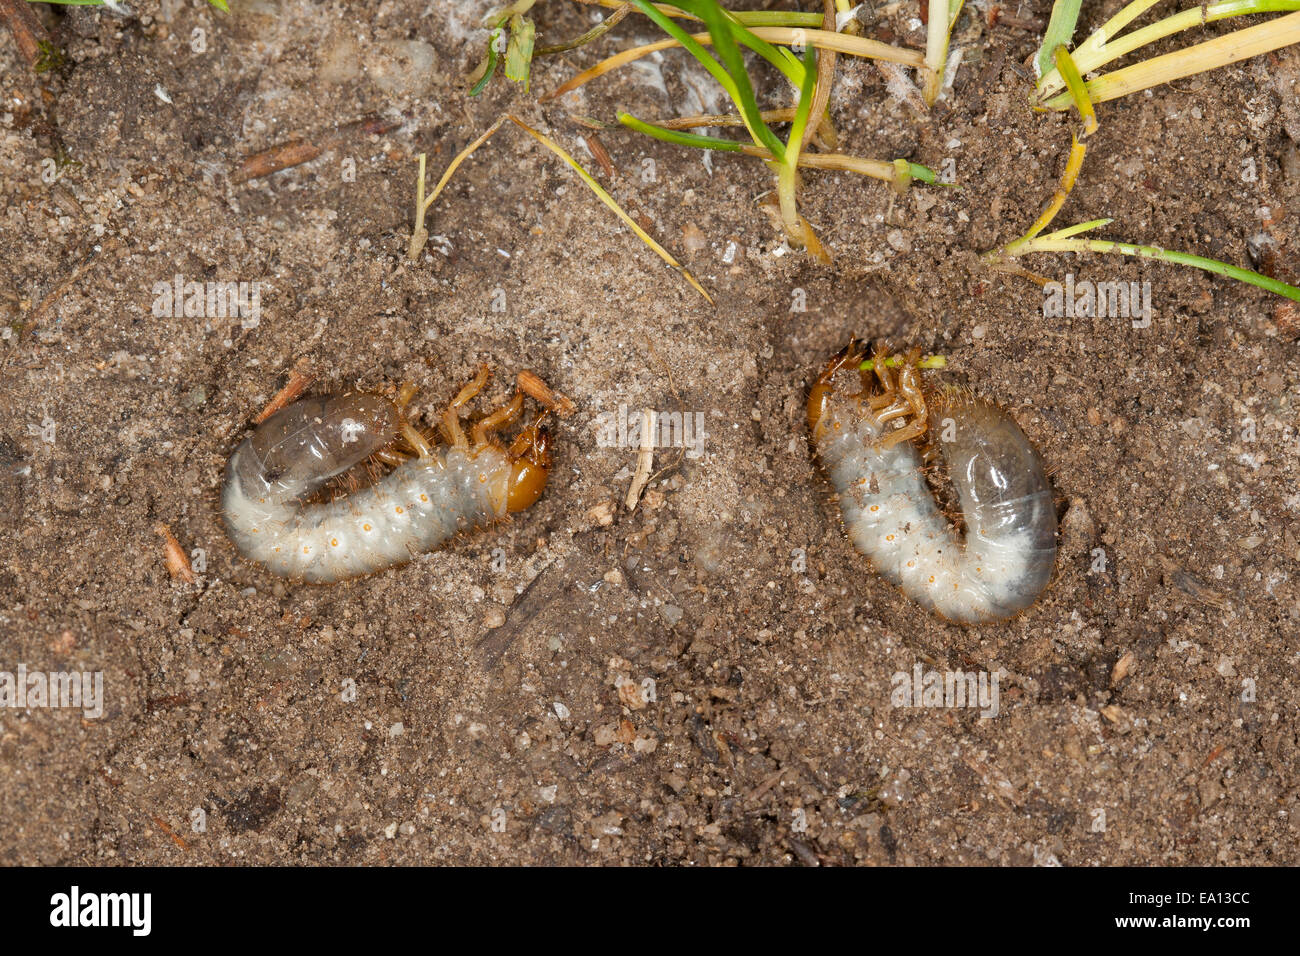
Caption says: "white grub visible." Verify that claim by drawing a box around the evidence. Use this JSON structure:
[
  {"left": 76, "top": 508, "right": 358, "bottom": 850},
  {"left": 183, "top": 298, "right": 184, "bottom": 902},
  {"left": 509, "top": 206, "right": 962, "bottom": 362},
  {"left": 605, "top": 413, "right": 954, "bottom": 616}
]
[
  {"left": 809, "top": 346, "right": 1057, "bottom": 623},
  {"left": 222, "top": 383, "right": 550, "bottom": 584}
]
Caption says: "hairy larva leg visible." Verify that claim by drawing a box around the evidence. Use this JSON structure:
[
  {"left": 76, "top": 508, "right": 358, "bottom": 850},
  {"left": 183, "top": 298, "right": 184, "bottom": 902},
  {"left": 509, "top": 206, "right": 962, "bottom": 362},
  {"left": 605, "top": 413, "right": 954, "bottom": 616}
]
[
  {"left": 869, "top": 342, "right": 896, "bottom": 393},
  {"left": 517, "top": 369, "right": 576, "bottom": 415},
  {"left": 400, "top": 422, "right": 434, "bottom": 458},
  {"left": 438, "top": 365, "right": 492, "bottom": 451},
  {"left": 372, "top": 448, "right": 409, "bottom": 467},
  {"left": 874, "top": 350, "right": 930, "bottom": 450},
  {"left": 450, "top": 365, "right": 491, "bottom": 410},
  {"left": 394, "top": 381, "right": 419, "bottom": 412},
  {"left": 382, "top": 380, "right": 436, "bottom": 458},
  {"left": 472, "top": 368, "right": 574, "bottom": 451},
  {"left": 471, "top": 392, "right": 525, "bottom": 449}
]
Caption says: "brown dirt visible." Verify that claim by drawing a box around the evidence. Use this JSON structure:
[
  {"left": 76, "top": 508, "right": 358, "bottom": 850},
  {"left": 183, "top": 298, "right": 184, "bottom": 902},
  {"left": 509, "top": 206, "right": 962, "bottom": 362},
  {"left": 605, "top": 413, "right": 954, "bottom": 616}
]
[{"left": 1, "top": 0, "right": 1297, "bottom": 865}]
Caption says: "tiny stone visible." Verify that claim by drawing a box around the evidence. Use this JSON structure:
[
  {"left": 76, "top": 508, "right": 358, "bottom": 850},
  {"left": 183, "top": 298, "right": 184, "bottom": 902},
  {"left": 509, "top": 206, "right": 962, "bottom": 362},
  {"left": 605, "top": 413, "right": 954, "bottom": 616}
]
[{"left": 660, "top": 604, "right": 684, "bottom": 626}]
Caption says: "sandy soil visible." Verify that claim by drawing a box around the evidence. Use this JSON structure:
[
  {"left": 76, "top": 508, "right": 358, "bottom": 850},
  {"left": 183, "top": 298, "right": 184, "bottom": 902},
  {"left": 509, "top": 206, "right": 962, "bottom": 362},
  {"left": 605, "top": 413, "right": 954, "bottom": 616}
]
[{"left": 1, "top": 0, "right": 1297, "bottom": 865}]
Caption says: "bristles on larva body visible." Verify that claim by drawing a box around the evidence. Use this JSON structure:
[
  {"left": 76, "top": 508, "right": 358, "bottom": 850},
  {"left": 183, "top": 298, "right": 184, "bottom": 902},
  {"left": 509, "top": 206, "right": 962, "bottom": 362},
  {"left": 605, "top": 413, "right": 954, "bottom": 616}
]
[
  {"left": 814, "top": 386, "right": 1056, "bottom": 624},
  {"left": 220, "top": 392, "right": 511, "bottom": 584}
]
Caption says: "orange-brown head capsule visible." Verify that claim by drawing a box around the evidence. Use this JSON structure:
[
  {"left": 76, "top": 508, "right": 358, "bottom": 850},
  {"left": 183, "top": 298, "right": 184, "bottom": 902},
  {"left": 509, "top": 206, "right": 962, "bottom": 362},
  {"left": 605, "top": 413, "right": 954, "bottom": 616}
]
[
  {"left": 807, "top": 378, "right": 834, "bottom": 436},
  {"left": 807, "top": 341, "right": 863, "bottom": 438},
  {"left": 505, "top": 425, "right": 551, "bottom": 513}
]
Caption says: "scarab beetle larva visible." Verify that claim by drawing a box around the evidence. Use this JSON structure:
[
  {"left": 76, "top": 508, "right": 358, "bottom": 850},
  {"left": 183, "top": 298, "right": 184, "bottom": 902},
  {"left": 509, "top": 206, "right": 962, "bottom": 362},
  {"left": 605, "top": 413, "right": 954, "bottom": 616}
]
[
  {"left": 807, "top": 342, "right": 1057, "bottom": 623},
  {"left": 221, "top": 366, "right": 570, "bottom": 583}
]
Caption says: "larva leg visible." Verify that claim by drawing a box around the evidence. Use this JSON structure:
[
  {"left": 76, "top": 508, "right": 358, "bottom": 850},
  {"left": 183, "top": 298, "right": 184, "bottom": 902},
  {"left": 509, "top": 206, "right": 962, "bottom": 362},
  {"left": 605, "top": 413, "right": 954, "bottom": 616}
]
[
  {"left": 876, "top": 413, "right": 928, "bottom": 451},
  {"left": 382, "top": 380, "right": 435, "bottom": 459},
  {"left": 438, "top": 365, "right": 492, "bottom": 451},
  {"left": 471, "top": 369, "right": 573, "bottom": 449},
  {"left": 450, "top": 365, "right": 491, "bottom": 410},
  {"left": 517, "top": 369, "right": 576, "bottom": 416},
  {"left": 394, "top": 381, "right": 420, "bottom": 411},
  {"left": 400, "top": 422, "right": 434, "bottom": 458},
  {"left": 373, "top": 448, "right": 409, "bottom": 467},
  {"left": 866, "top": 345, "right": 909, "bottom": 415},
  {"left": 471, "top": 392, "right": 524, "bottom": 449},
  {"left": 869, "top": 342, "right": 896, "bottom": 393},
  {"left": 861, "top": 346, "right": 928, "bottom": 450}
]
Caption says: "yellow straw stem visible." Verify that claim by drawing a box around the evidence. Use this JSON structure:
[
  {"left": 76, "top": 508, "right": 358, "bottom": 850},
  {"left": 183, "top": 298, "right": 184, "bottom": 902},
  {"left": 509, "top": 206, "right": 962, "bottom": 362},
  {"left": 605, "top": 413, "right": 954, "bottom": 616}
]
[
  {"left": 1043, "top": 10, "right": 1300, "bottom": 108},
  {"left": 1002, "top": 133, "right": 1088, "bottom": 253},
  {"left": 545, "top": 27, "right": 923, "bottom": 101},
  {"left": 738, "top": 145, "right": 896, "bottom": 181},
  {"left": 1039, "top": 0, "right": 1170, "bottom": 94},
  {"left": 407, "top": 114, "right": 712, "bottom": 303},
  {"left": 1053, "top": 46, "right": 1098, "bottom": 135}
]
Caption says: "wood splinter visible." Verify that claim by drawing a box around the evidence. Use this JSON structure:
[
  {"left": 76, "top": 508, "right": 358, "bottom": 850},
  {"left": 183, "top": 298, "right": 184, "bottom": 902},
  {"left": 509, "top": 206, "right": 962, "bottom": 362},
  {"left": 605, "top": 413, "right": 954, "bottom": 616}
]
[
  {"left": 233, "top": 115, "right": 401, "bottom": 184},
  {"left": 155, "top": 523, "right": 196, "bottom": 583}
]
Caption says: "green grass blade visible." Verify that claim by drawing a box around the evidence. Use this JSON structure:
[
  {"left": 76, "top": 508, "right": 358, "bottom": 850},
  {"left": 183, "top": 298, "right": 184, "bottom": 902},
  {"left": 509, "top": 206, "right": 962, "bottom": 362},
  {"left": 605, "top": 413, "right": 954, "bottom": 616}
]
[
  {"left": 1014, "top": 236, "right": 1300, "bottom": 302},
  {"left": 786, "top": 43, "right": 818, "bottom": 148},
  {"left": 710, "top": 10, "right": 825, "bottom": 27},
  {"left": 693, "top": 0, "right": 787, "bottom": 158},
  {"left": 904, "top": 161, "right": 940, "bottom": 184},
  {"left": 504, "top": 14, "right": 536, "bottom": 90},
  {"left": 617, "top": 111, "right": 744, "bottom": 150},
  {"left": 1038, "top": 217, "right": 1114, "bottom": 240},
  {"left": 1053, "top": 45, "right": 1097, "bottom": 133},
  {"left": 711, "top": 3, "right": 807, "bottom": 87},
  {"left": 1035, "top": 0, "right": 1083, "bottom": 78},
  {"left": 468, "top": 28, "right": 502, "bottom": 96},
  {"left": 628, "top": 2, "right": 746, "bottom": 123}
]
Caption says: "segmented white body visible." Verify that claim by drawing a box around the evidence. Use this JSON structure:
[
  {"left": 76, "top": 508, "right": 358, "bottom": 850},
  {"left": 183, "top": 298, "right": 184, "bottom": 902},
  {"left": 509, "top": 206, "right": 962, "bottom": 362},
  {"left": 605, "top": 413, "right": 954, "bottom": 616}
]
[
  {"left": 222, "top": 445, "right": 509, "bottom": 584},
  {"left": 815, "top": 387, "right": 1056, "bottom": 623}
]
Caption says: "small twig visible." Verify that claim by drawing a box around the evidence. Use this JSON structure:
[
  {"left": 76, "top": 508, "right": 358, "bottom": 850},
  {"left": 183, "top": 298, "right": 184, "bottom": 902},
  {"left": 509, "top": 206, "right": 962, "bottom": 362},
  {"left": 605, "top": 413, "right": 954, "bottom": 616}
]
[
  {"left": 155, "top": 524, "right": 196, "bottom": 584},
  {"left": 645, "top": 337, "right": 686, "bottom": 487},
  {"left": 535, "top": 1, "right": 631, "bottom": 55},
  {"left": 624, "top": 408, "right": 655, "bottom": 511},
  {"left": 0, "top": 0, "right": 50, "bottom": 69},
  {"left": 253, "top": 358, "right": 315, "bottom": 424},
  {"left": 582, "top": 133, "right": 616, "bottom": 178},
  {"left": 152, "top": 814, "right": 190, "bottom": 852},
  {"left": 233, "top": 115, "right": 400, "bottom": 183},
  {"left": 800, "top": 0, "right": 838, "bottom": 151},
  {"left": 19, "top": 238, "right": 121, "bottom": 344}
]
